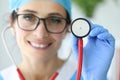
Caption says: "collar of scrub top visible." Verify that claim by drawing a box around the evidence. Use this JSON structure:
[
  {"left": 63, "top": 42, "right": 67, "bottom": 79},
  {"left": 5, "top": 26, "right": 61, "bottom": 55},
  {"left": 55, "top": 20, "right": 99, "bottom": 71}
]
[{"left": 17, "top": 68, "right": 59, "bottom": 80}]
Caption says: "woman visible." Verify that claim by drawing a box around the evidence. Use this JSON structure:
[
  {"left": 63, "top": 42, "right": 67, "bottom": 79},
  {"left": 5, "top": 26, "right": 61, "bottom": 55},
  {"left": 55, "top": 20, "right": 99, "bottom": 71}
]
[{"left": 0, "top": 0, "right": 115, "bottom": 80}]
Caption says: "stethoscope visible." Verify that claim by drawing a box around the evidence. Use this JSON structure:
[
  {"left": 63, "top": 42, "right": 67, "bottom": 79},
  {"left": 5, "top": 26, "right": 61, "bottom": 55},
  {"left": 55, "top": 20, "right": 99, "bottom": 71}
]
[
  {"left": 1, "top": 18, "right": 91, "bottom": 80},
  {"left": 71, "top": 18, "right": 91, "bottom": 80}
]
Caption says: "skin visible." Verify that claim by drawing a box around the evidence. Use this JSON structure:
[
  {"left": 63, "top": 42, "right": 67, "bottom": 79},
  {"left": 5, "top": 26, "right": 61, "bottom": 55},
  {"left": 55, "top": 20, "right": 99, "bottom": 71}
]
[{"left": 10, "top": 1, "right": 70, "bottom": 80}]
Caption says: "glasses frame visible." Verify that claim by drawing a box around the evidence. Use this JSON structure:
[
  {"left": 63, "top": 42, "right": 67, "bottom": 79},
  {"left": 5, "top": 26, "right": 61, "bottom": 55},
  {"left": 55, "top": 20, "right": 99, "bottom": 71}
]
[{"left": 14, "top": 12, "right": 69, "bottom": 34}]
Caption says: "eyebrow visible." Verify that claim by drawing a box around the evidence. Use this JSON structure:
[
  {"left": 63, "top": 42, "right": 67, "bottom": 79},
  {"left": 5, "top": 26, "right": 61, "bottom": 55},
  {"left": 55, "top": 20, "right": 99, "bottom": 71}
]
[
  {"left": 21, "top": 9, "right": 65, "bottom": 18},
  {"left": 47, "top": 13, "right": 65, "bottom": 18},
  {"left": 22, "top": 9, "right": 38, "bottom": 14}
]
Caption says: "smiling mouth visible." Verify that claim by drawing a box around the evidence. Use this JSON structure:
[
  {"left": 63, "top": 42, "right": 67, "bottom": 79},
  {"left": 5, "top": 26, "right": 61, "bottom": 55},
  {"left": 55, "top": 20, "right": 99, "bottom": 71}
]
[{"left": 28, "top": 41, "right": 52, "bottom": 49}]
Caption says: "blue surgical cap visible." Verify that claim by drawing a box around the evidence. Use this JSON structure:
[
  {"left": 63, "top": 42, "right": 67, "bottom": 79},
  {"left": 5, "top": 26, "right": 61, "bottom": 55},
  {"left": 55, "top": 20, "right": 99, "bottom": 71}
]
[{"left": 9, "top": 0, "right": 71, "bottom": 18}]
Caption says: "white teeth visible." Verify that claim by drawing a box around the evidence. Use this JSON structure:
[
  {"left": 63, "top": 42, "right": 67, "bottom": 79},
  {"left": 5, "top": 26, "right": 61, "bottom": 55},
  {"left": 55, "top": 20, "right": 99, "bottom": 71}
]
[{"left": 31, "top": 42, "right": 48, "bottom": 48}]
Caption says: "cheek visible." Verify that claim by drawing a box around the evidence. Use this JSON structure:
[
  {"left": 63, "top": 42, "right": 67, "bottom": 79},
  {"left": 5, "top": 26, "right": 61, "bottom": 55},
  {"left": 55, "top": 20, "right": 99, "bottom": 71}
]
[
  {"left": 54, "top": 33, "right": 65, "bottom": 40},
  {"left": 52, "top": 33, "right": 66, "bottom": 47},
  {"left": 15, "top": 26, "right": 29, "bottom": 49},
  {"left": 16, "top": 27, "right": 24, "bottom": 39}
]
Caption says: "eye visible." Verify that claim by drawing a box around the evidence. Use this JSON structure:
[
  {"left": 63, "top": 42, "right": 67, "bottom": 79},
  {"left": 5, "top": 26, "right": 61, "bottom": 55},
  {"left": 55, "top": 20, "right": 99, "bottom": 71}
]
[
  {"left": 49, "top": 17, "right": 62, "bottom": 23},
  {"left": 22, "top": 14, "right": 36, "bottom": 22}
]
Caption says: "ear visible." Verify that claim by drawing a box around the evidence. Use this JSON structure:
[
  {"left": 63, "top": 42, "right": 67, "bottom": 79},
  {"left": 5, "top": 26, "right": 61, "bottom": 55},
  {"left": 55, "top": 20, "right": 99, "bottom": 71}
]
[
  {"left": 68, "top": 24, "right": 71, "bottom": 32},
  {"left": 66, "top": 23, "right": 71, "bottom": 33},
  {"left": 9, "top": 14, "right": 16, "bottom": 35},
  {"left": 10, "top": 26, "right": 16, "bottom": 36},
  {"left": 62, "top": 24, "right": 71, "bottom": 39},
  {"left": 66, "top": 19, "right": 71, "bottom": 33}
]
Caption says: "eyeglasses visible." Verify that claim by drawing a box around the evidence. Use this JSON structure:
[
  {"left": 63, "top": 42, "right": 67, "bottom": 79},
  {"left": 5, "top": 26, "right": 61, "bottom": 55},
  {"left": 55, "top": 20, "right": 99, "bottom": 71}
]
[{"left": 15, "top": 13, "right": 69, "bottom": 34}]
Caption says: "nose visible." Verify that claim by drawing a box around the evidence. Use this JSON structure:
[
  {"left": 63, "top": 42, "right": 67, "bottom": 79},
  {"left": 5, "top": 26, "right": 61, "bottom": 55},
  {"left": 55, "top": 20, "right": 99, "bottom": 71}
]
[{"left": 32, "top": 21, "right": 49, "bottom": 38}]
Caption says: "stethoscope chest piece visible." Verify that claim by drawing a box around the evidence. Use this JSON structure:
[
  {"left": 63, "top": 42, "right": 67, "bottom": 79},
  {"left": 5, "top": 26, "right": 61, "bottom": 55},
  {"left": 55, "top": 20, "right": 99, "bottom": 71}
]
[{"left": 71, "top": 18, "right": 91, "bottom": 38}]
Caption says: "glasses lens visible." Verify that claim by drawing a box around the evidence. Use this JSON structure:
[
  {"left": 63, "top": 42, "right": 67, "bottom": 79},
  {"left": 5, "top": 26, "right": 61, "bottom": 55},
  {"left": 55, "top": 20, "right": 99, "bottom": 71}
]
[
  {"left": 18, "top": 14, "right": 38, "bottom": 30},
  {"left": 45, "top": 17, "right": 67, "bottom": 33}
]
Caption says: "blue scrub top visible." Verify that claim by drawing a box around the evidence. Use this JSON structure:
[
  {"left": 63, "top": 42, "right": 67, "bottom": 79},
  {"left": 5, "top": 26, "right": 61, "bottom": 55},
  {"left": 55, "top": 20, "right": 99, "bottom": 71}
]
[{"left": 0, "top": 75, "right": 3, "bottom": 80}]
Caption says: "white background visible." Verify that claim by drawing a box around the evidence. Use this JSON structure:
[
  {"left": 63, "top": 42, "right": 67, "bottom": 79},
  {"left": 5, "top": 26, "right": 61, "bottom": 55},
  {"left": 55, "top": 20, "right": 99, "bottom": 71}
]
[{"left": 0, "top": 0, "right": 120, "bottom": 80}]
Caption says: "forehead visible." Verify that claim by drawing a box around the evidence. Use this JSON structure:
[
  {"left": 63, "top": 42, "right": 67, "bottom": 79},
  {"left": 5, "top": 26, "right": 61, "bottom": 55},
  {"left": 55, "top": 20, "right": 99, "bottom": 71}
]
[{"left": 17, "top": 0, "right": 67, "bottom": 17}]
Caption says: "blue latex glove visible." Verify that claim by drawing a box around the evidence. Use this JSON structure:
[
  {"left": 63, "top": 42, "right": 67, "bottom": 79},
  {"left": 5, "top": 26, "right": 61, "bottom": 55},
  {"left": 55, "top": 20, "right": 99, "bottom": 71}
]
[
  {"left": 71, "top": 71, "right": 84, "bottom": 80},
  {"left": 71, "top": 21, "right": 115, "bottom": 80}
]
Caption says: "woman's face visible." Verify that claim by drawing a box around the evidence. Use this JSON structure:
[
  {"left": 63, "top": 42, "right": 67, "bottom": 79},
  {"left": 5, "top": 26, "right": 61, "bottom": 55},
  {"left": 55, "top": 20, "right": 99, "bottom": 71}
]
[{"left": 12, "top": 1, "right": 69, "bottom": 61}]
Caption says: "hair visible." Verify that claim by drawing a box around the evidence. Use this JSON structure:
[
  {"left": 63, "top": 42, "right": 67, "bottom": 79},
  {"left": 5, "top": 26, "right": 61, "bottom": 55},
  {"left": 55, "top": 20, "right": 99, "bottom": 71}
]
[
  {"left": 11, "top": 10, "right": 17, "bottom": 22},
  {"left": 66, "top": 11, "right": 71, "bottom": 25}
]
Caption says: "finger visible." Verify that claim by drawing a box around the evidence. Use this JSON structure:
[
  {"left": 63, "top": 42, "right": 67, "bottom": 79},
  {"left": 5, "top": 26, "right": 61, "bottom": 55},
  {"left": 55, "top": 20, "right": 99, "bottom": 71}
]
[
  {"left": 97, "top": 32, "right": 115, "bottom": 47},
  {"left": 89, "top": 24, "right": 108, "bottom": 38}
]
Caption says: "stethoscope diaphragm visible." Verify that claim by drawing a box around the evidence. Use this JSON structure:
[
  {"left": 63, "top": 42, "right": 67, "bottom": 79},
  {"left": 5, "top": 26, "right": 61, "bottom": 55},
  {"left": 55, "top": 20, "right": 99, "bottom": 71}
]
[{"left": 71, "top": 18, "right": 91, "bottom": 38}]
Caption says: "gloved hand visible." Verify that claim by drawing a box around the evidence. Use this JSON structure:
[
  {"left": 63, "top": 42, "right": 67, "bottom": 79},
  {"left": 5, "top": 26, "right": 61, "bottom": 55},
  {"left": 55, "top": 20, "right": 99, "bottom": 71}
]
[{"left": 71, "top": 20, "right": 115, "bottom": 80}]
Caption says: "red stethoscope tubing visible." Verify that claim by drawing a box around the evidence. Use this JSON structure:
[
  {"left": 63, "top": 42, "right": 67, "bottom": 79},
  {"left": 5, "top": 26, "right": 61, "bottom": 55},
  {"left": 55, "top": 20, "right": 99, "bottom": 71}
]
[
  {"left": 50, "top": 72, "right": 59, "bottom": 80},
  {"left": 17, "top": 68, "right": 25, "bottom": 80},
  {"left": 76, "top": 39, "right": 83, "bottom": 80},
  {"left": 17, "top": 68, "right": 59, "bottom": 80}
]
